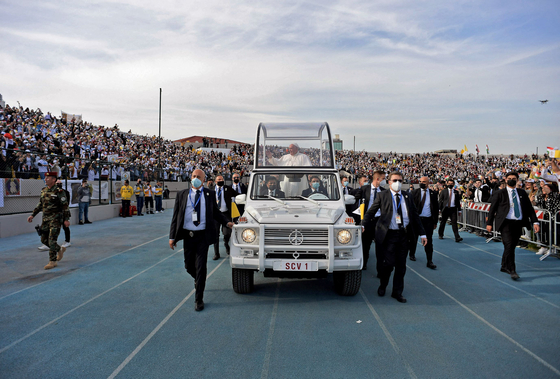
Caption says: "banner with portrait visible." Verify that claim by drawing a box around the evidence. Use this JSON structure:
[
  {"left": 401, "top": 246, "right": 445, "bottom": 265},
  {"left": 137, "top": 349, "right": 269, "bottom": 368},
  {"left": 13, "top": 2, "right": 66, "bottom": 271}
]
[{"left": 4, "top": 178, "right": 21, "bottom": 196}]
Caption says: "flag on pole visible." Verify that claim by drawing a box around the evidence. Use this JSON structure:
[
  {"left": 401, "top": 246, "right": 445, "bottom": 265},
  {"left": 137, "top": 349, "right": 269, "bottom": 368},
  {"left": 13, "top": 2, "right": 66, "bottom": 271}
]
[
  {"left": 476, "top": 145, "right": 480, "bottom": 154},
  {"left": 547, "top": 147, "right": 560, "bottom": 158},
  {"left": 231, "top": 201, "right": 240, "bottom": 218},
  {"left": 352, "top": 203, "right": 366, "bottom": 219},
  {"left": 486, "top": 144, "right": 489, "bottom": 154},
  {"left": 464, "top": 144, "right": 468, "bottom": 152},
  {"left": 460, "top": 149, "right": 465, "bottom": 154}
]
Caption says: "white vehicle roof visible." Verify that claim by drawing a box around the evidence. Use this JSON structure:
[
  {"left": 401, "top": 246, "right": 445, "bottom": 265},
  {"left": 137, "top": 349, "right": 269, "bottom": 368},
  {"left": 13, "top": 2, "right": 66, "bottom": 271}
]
[{"left": 254, "top": 122, "right": 335, "bottom": 170}]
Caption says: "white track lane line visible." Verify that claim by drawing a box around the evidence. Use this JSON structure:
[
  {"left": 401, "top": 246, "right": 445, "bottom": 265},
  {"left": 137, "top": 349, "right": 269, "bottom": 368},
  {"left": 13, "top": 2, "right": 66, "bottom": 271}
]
[
  {"left": 108, "top": 258, "right": 228, "bottom": 379},
  {"left": 460, "top": 241, "right": 556, "bottom": 271},
  {"left": 0, "top": 234, "right": 168, "bottom": 301},
  {"left": 408, "top": 266, "right": 560, "bottom": 377},
  {"left": 430, "top": 247, "right": 560, "bottom": 309},
  {"left": 360, "top": 289, "right": 418, "bottom": 379},
  {"left": 0, "top": 249, "right": 182, "bottom": 355},
  {"left": 261, "top": 279, "right": 281, "bottom": 379}
]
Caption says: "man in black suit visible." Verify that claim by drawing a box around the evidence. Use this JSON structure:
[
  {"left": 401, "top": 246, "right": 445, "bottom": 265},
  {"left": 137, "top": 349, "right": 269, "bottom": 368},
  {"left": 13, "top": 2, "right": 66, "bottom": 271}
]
[
  {"left": 213, "top": 174, "right": 238, "bottom": 260},
  {"left": 438, "top": 178, "right": 463, "bottom": 242},
  {"left": 231, "top": 172, "right": 246, "bottom": 219},
  {"left": 486, "top": 171, "right": 540, "bottom": 280},
  {"left": 259, "top": 176, "right": 285, "bottom": 198},
  {"left": 340, "top": 175, "right": 355, "bottom": 219},
  {"left": 353, "top": 170, "right": 386, "bottom": 272},
  {"left": 169, "top": 169, "right": 233, "bottom": 311},
  {"left": 302, "top": 175, "right": 328, "bottom": 197},
  {"left": 471, "top": 179, "right": 491, "bottom": 202},
  {"left": 409, "top": 176, "right": 438, "bottom": 269},
  {"left": 362, "top": 172, "right": 427, "bottom": 303}
]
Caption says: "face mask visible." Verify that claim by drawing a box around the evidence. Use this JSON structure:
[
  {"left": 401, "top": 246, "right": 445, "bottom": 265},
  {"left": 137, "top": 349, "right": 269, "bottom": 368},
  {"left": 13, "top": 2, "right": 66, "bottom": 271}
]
[
  {"left": 447, "top": 185, "right": 454, "bottom": 189},
  {"left": 342, "top": 181, "right": 348, "bottom": 187},
  {"left": 391, "top": 181, "right": 402, "bottom": 192},
  {"left": 363, "top": 181, "right": 370, "bottom": 186},
  {"left": 507, "top": 179, "right": 517, "bottom": 187},
  {"left": 233, "top": 178, "right": 240, "bottom": 183},
  {"left": 268, "top": 185, "right": 276, "bottom": 190},
  {"left": 380, "top": 179, "right": 387, "bottom": 187},
  {"left": 312, "top": 182, "right": 320, "bottom": 190},
  {"left": 217, "top": 181, "right": 224, "bottom": 187},
  {"left": 419, "top": 183, "right": 427, "bottom": 189},
  {"left": 191, "top": 178, "right": 202, "bottom": 188}
]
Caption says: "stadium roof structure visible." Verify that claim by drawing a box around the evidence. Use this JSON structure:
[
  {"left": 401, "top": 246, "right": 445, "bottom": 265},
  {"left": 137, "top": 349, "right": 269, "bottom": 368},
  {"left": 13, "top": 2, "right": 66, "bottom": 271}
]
[{"left": 173, "top": 135, "right": 247, "bottom": 146}]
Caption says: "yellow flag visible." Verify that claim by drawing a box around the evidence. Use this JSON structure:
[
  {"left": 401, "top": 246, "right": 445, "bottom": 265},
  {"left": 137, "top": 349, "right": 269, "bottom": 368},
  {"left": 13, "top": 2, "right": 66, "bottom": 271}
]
[
  {"left": 464, "top": 144, "right": 468, "bottom": 152},
  {"left": 231, "top": 201, "right": 240, "bottom": 218},
  {"left": 360, "top": 203, "right": 365, "bottom": 220},
  {"left": 460, "top": 149, "right": 464, "bottom": 154}
]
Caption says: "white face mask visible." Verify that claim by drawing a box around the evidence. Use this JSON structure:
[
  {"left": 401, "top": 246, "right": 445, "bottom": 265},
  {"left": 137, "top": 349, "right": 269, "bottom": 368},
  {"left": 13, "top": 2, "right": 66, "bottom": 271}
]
[
  {"left": 391, "top": 181, "right": 402, "bottom": 192},
  {"left": 380, "top": 179, "right": 387, "bottom": 187}
]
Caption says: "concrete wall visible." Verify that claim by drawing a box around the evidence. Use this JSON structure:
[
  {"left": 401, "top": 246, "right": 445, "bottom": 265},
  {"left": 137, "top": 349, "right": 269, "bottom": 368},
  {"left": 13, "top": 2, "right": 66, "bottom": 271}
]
[{"left": 0, "top": 199, "right": 175, "bottom": 239}]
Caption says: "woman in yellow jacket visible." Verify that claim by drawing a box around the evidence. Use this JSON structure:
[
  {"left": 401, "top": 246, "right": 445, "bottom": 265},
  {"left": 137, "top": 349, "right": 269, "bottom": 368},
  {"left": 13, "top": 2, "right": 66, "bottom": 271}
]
[{"left": 120, "top": 179, "right": 134, "bottom": 217}]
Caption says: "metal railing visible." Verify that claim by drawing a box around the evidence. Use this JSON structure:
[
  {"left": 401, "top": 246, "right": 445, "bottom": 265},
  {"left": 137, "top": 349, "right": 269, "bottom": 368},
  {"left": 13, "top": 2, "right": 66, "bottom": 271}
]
[{"left": 459, "top": 200, "right": 559, "bottom": 260}]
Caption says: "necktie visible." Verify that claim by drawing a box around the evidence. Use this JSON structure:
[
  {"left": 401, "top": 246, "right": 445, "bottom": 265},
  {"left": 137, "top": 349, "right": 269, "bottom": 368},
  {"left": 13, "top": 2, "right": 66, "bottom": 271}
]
[
  {"left": 448, "top": 189, "right": 452, "bottom": 207},
  {"left": 194, "top": 190, "right": 201, "bottom": 226},
  {"left": 420, "top": 190, "right": 426, "bottom": 211},
  {"left": 512, "top": 190, "right": 521, "bottom": 218},
  {"left": 217, "top": 188, "right": 222, "bottom": 209},
  {"left": 396, "top": 193, "right": 404, "bottom": 228},
  {"left": 236, "top": 185, "right": 241, "bottom": 194}
]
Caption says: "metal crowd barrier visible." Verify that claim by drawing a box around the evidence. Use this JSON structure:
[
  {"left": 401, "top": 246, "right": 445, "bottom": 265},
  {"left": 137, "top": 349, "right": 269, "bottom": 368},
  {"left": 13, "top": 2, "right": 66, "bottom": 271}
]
[{"left": 460, "top": 201, "right": 558, "bottom": 260}]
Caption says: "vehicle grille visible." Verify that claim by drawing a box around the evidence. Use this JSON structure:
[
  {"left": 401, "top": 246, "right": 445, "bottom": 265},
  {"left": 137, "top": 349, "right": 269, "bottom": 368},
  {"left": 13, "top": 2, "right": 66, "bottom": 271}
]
[
  {"left": 267, "top": 251, "right": 328, "bottom": 260},
  {"left": 264, "top": 228, "right": 329, "bottom": 246}
]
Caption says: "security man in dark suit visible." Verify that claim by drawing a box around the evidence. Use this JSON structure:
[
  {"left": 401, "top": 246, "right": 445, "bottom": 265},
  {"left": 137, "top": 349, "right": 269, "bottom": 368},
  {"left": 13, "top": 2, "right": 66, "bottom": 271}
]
[
  {"left": 340, "top": 175, "right": 355, "bottom": 219},
  {"left": 231, "top": 172, "right": 247, "bottom": 216},
  {"left": 259, "top": 176, "right": 286, "bottom": 198},
  {"left": 438, "top": 178, "right": 463, "bottom": 242},
  {"left": 362, "top": 171, "right": 427, "bottom": 303},
  {"left": 409, "top": 176, "right": 439, "bottom": 269},
  {"left": 486, "top": 171, "right": 539, "bottom": 280},
  {"left": 169, "top": 169, "right": 233, "bottom": 311},
  {"left": 213, "top": 174, "right": 237, "bottom": 260},
  {"left": 353, "top": 170, "right": 386, "bottom": 271},
  {"left": 302, "top": 175, "right": 328, "bottom": 197}
]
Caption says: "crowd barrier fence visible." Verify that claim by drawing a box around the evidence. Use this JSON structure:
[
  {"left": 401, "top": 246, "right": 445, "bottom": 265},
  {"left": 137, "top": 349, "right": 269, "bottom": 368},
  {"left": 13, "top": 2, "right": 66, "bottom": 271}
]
[{"left": 459, "top": 201, "right": 559, "bottom": 260}]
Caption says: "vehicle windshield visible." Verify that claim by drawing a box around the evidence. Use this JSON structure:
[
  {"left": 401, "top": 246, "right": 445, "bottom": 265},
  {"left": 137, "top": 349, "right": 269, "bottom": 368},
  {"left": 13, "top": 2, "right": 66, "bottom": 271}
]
[
  {"left": 254, "top": 123, "right": 334, "bottom": 169},
  {"left": 250, "top": 172, "right": 341, "bottom": 200}
]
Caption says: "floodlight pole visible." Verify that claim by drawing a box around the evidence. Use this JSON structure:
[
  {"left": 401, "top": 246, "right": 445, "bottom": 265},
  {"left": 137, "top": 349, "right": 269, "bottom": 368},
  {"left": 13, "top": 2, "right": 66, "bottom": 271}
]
[{"left": 158, "top": 88, "right": 162, "bottom": 180}]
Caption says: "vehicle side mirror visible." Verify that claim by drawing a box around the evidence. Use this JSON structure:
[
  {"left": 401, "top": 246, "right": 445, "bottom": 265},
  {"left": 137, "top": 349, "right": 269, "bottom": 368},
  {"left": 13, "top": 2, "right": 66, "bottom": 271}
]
[
  {"left": 235, "top": 194, "right": 247, "bottom": 205},
  {"left": 344, "top": 194, "right": 355, "bottom": 205}
]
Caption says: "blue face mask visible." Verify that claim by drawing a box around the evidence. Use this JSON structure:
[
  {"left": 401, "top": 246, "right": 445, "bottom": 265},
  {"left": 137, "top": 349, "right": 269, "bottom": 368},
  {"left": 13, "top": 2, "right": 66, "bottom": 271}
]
[
  {"left": 342, "top": 181, "right": 348, "bottom": 187},
  {"left": 312, "top": 182, "right": 320, "bottom": 190},
  {"left": 191, "top": 178, "right": 202, "bottom": 188}
]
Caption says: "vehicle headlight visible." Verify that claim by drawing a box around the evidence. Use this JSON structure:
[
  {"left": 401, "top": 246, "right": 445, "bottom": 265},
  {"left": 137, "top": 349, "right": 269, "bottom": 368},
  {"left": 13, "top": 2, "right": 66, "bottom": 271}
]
[
  {"left": 241, "top": 228, "right": 256, "bottom": 243},
  {"left": 337, "top": 229, "right": 352, "bottom": 244}
]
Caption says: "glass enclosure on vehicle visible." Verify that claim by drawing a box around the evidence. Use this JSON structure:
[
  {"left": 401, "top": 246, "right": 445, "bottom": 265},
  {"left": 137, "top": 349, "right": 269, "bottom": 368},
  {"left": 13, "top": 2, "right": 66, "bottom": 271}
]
[
  {"left": 250, "top": 172, "right": 341, "bottom": 200},
  {"left": 254, "top": 123, "right": 334, "bottom": 168}
]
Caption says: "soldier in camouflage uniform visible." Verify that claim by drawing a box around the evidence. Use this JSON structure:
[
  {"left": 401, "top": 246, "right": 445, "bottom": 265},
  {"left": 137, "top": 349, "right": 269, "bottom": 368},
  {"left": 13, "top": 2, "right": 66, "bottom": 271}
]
[{"left": 27, "top": 172, "right": 71, "bottom": 270}]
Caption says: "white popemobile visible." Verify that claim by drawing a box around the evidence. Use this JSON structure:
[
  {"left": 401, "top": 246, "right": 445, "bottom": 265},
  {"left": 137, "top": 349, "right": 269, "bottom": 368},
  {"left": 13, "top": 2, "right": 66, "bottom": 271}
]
[{"left": 230, "top": 122, "right": 363, "bottom": 295}]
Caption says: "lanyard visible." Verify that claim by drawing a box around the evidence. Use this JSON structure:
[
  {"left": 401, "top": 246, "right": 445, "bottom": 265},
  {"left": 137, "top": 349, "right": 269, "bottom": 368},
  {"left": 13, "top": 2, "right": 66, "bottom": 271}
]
[{"left": 189, "top": 190, "right": 201, "bottom": 208}]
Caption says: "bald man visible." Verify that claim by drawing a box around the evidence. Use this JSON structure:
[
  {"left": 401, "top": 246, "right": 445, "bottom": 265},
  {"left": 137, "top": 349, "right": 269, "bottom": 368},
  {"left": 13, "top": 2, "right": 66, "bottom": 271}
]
[
  {"left": 409, "top": 177, "right": 439, "bottom": 269},
  {"left": 169, "top": 169, "right": 234, "bottom": 311}
]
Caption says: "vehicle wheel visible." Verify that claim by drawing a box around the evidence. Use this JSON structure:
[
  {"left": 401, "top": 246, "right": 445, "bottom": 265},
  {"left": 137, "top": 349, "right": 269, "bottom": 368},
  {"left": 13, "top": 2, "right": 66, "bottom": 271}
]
[
  {"left": 232, "top": 268, "right": 254, "bottom": 294},
  {"left": 333, "top": 270, "right": 361, "bottom": 296}
]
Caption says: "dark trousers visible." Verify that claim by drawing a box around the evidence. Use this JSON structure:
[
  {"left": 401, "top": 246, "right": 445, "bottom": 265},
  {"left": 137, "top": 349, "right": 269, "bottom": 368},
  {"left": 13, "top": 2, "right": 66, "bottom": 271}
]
[
  {"left": 63, "top": 224, "right": 70, "bottom": 243},
  {"left": 183, "top": 231, "right": 210, "bottom": 302},
  {"left": 122, "top": 200, "right": 130, "bottom": 217},
  {"left": 500, "top": 219, "right": 523, "bottom": 273},
  {"left": 362, "top": 216, "right": 379, "bottom": 270},
  {"left": 377, "top": 229, "right": 409, "bottom": 296},
  {"left": 136, "top": 196, "right": 144, "bottom": 214},
  {"left": 409, "top": 217, "right": 434, "bottom": 262},
  {"left": 145, "top": 197, "right": 153, "bottom": 211},
  {"left": 439, "top": 207, "right": 460, "bottom": 239},
  {"left": 214, "top": 212, "right": 232, "bottom": 255}
]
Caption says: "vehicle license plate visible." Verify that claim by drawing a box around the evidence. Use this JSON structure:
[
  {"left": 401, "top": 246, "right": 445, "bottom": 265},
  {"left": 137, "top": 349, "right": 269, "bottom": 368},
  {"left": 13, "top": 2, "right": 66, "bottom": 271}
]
[{"left": 273, "top": 261, "right": 318, "bottom": 271}]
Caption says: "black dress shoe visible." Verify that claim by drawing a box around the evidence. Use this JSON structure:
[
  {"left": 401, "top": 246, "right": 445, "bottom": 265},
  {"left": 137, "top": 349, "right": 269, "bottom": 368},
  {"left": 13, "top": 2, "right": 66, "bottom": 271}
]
[
  {"left": 409, "top": 255, "right": 416, "bottom": 261},
  {"left": 377, "top": 286, "right": 386, "bottom": 297},
  {"left": 85, "top": 220, "right": 92, "bottom": 224},
  {"left": 195, "top": 300, "right": 204, "bottom": 311},
  {"left": 455, "top": 237, "right": 463, "bottom": 242},
  {"left": 500, "top": 267, "right": 510, "bottom": 273},
  {"left": 391, "top": 294, "right": 407, "bottom": 303},
  {"left": 427, "top": 262, "right": 437, "bottom": 269},
  {"left": 439, "top": 236, "right": 444, "bottom": 240},
  {"left": 212, "top": 254, "right": 220, "bottom": 260},
  {"left": 510, "top": 272, "right": 520, "bottom": 280}
]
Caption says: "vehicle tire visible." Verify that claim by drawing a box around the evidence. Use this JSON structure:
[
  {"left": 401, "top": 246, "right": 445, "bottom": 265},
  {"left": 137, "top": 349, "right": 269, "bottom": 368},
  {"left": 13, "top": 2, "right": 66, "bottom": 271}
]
[
  {"left": 333, "top": 270, "right": 361, "bottom": 296},
  {"left": 232, "top": 268, "right": 254, "bottom": 294}
]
